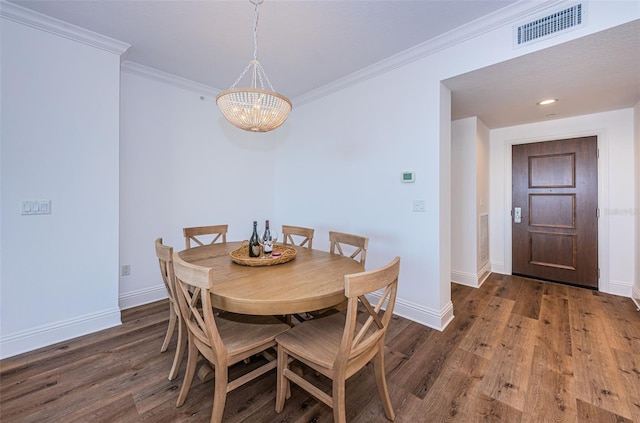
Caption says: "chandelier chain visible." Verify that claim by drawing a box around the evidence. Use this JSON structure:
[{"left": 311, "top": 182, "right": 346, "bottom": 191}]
[
  {"left": 253, "top": 0, "right": 259, "bottom": 61},
  {"left": 228, "top": 0, "right": 275, "bottom": 92},
  {"left": 229, "top": 62, "right": 253, "bottom": 89}
]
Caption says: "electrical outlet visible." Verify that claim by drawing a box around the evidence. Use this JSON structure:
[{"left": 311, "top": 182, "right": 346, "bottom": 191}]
[{"left": 121, "top": 264, "right": 131, "bottom": 276}]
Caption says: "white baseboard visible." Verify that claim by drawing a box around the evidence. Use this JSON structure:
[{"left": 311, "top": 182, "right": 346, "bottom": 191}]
[
  {"left": 451, "top": 263, "right": 491, "bottom": 289},
  {"left": 477, "top": 263, "right": 491, "bottom": 286},
  {"left": 119, "top": 285, "right": 167, "bottom": 310},
  {"left": 367, "top": 293, "right": 454, "bottom": 331},
  {"left": 451, "top": 270, "right": 478, "bottom": 288},
  {"left": 491, "top": 261, "right": 505, "bottom": 274},
  {"left": 395, "top": 297, "right": 455, "bottom": 331},
  {"left": 0, "top": 308, "right": 121, "bottom": 360},
  {"left": 632, "top": 284, "right": 640, "bottom": 310},
  {"left": 606, "top": 279, "right": 633, "bottom": 298}
]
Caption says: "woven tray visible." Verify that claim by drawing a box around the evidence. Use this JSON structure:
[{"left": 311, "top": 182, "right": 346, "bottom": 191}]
[{"left": 230, "top": 243, "right": 297, "bottom": 267}]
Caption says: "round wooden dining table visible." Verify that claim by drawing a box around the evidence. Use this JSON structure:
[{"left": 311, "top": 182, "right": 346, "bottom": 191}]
[{"left": 176, "top": 241, "right": 364, "bottom": 315}]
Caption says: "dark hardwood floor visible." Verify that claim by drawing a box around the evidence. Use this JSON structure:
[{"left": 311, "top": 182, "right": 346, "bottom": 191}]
[{"left": 2, "top": 274, "right": 639, "bottom": 422}]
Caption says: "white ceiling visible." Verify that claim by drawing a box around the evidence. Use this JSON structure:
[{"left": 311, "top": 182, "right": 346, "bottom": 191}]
[
  {"left": 6, "top": 0, "right": 640, "bottom": 129},
  {"left": 446, "top": 19, "right": 640, "bottom": 128}
]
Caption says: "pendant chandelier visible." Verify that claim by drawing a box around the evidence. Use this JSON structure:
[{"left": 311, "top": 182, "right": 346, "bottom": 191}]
[{"left": 216, "top": 0, "right": 292, "bottom": 133}]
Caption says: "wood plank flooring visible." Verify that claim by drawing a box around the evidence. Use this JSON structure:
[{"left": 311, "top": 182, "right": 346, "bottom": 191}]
[{"left": 2, "top": 273, "right": 639, "bottom": 422}]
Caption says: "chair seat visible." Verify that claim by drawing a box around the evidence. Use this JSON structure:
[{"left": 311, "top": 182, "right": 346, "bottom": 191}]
[
  {"left": 217, "top": 313, "right": 289, "bottom": 359},
  {"left": 276, "top": 313, "right": 371, "bottom": 370}
]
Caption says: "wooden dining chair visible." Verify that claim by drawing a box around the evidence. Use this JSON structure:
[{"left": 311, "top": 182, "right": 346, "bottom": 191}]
[
  {"left": 282, "top": 225, "right": 314, "bottom": 249},
  {"left": 279, "top": 225, "right": 316, "bottom": 324},
  {"left": 172, "top": 254, "right": 290, "bottom": 423},
  {"left": 275, "top": 257, "right": 400, "bottom": 423},
  {"left": 183, "top": 224, "right": 228, "bottom": 249},
  {"left": 307, "top": 230, "right": 370, "bottom": 320},
  {"left": 329, "top": 230, "right": 368, "bottom": 267},
  {"left": 154, "top": 238, "right": 186, "bottom": 381}
]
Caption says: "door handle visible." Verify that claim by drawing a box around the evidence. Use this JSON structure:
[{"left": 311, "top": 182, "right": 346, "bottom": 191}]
[{"left": 514, "top": 207, "right": 522, "bottom": 223}]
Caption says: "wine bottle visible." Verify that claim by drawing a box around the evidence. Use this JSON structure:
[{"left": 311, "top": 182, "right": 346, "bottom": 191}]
[
  {"left": 249, "top": 221, "right": 260, "bottom": 257},
  {"left": 263, "top": 220, "right": 272, "bottom": 254}
]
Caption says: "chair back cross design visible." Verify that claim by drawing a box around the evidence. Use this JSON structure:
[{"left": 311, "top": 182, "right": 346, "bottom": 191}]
[
  {"left": 340, "top": 259, "right": 398, "bottom": 367},
  {"left": 282, "top": 225, "right": 314, "bottom": 249},
  {"left": 183, "top": 224, "right": 228, "bottom": 249},
  {"left": 329, "top": 231, "right": 368, "bottom": 266}
]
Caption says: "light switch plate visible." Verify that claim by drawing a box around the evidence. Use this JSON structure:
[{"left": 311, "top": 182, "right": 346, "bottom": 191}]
[{"left": 21, "top": 200, "right": 51, "bottom": 215}]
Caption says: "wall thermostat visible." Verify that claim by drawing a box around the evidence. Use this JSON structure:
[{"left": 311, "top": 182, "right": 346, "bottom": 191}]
[{"left": 401, "top": 171, "right": 415, "bottom": 183}]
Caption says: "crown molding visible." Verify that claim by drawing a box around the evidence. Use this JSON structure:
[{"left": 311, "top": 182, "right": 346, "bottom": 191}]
[
  {"left": 121, "top": 61, "right": 220, "bottom": 97},
  {"left": 292, "top": 0, "right": 565, "bottom": 107},
  {"left": 0, "top": 0, "right": 130, "bottom": 55},
  {"left": 2, "top": 0, "right": 567, "bottom": 106}
]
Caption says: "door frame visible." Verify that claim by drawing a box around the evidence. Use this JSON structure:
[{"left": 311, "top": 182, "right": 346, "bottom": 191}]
[{"left": 500, "top": 129, "right": 610, "bottom": 293}]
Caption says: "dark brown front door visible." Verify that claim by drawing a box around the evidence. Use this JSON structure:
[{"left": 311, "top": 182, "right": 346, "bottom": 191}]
[{"left": 512, "top": 136, "right": 598, "bottom": 289}]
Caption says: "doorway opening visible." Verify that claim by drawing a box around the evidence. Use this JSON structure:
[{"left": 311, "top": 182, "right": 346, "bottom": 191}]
[{"left": 511, "top": 136, "right": 598, "bottom": 289}]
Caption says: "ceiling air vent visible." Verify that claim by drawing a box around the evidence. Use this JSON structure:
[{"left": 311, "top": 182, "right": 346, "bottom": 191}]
[{"left": 515, "top": 3, "right": 585, "bottom": 47}]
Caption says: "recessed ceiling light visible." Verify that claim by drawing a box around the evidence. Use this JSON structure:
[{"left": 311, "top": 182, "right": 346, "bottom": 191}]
[{"left": 537, "top": 99, "right": 558, "bottom": 105}]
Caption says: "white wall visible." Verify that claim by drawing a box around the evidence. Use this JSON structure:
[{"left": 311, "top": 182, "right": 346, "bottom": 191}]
[
  {"left": 451, "top": 118, "right": 478, "bottom": 285},
  {"left": 634, "top": 100, "right": 640, "bottom": 308},
  {"left": 490, "top": 108, "right": 636, "bottom": 297},
  {"left": 118, "top": 70, "right": 280, "bottom": 308},
  {"left": 451, "top": 117, "right": 491, "bottom": 288},
  {"left": 0, "top": 18, "right": 124, "bottom": 358},
  {"left": 273, "top": 64, "right": 454, "bottom": 328},
  {"left": 476, "top": 119, "right": 490, "bottom": 276}
]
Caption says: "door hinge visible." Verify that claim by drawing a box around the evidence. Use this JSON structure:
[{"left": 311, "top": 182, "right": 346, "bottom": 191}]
[
  {"left": 596, "top": 208, "right": 600, "bottom": 218},
  {"left": 597, "top": 148, "right": 600, "bottom": 158}
]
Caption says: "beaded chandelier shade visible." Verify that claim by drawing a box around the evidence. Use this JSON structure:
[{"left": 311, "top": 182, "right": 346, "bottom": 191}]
[{"left": 216, "top": 0, "right": 292, "bottom": 132}]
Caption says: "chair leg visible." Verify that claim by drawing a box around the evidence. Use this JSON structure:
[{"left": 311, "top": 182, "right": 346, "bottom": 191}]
[
  {"left": 275, "top": 344, "right": 289, "bottom": 413},
  {"left": 176, "top": 338, "right": 198, "bottom": 407},
  {"left": 161, "top": 307, "right": 177, "bottom": 352},
  {"left": 210, "top": 368, "right": 228, "bottom": 423},
  {"left": 373, "top": 349, "right": 395, "bottom": 421},
  {"left": 332, "top": 379, "right": 347, "bottom": 423},
  {"left": 168, "top": 317, "right": 186, "bottom": 380}
]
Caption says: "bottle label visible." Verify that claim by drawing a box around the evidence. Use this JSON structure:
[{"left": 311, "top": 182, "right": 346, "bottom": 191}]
[{"left": 251, "top": 244, "right": 260, "bottom": 257}]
